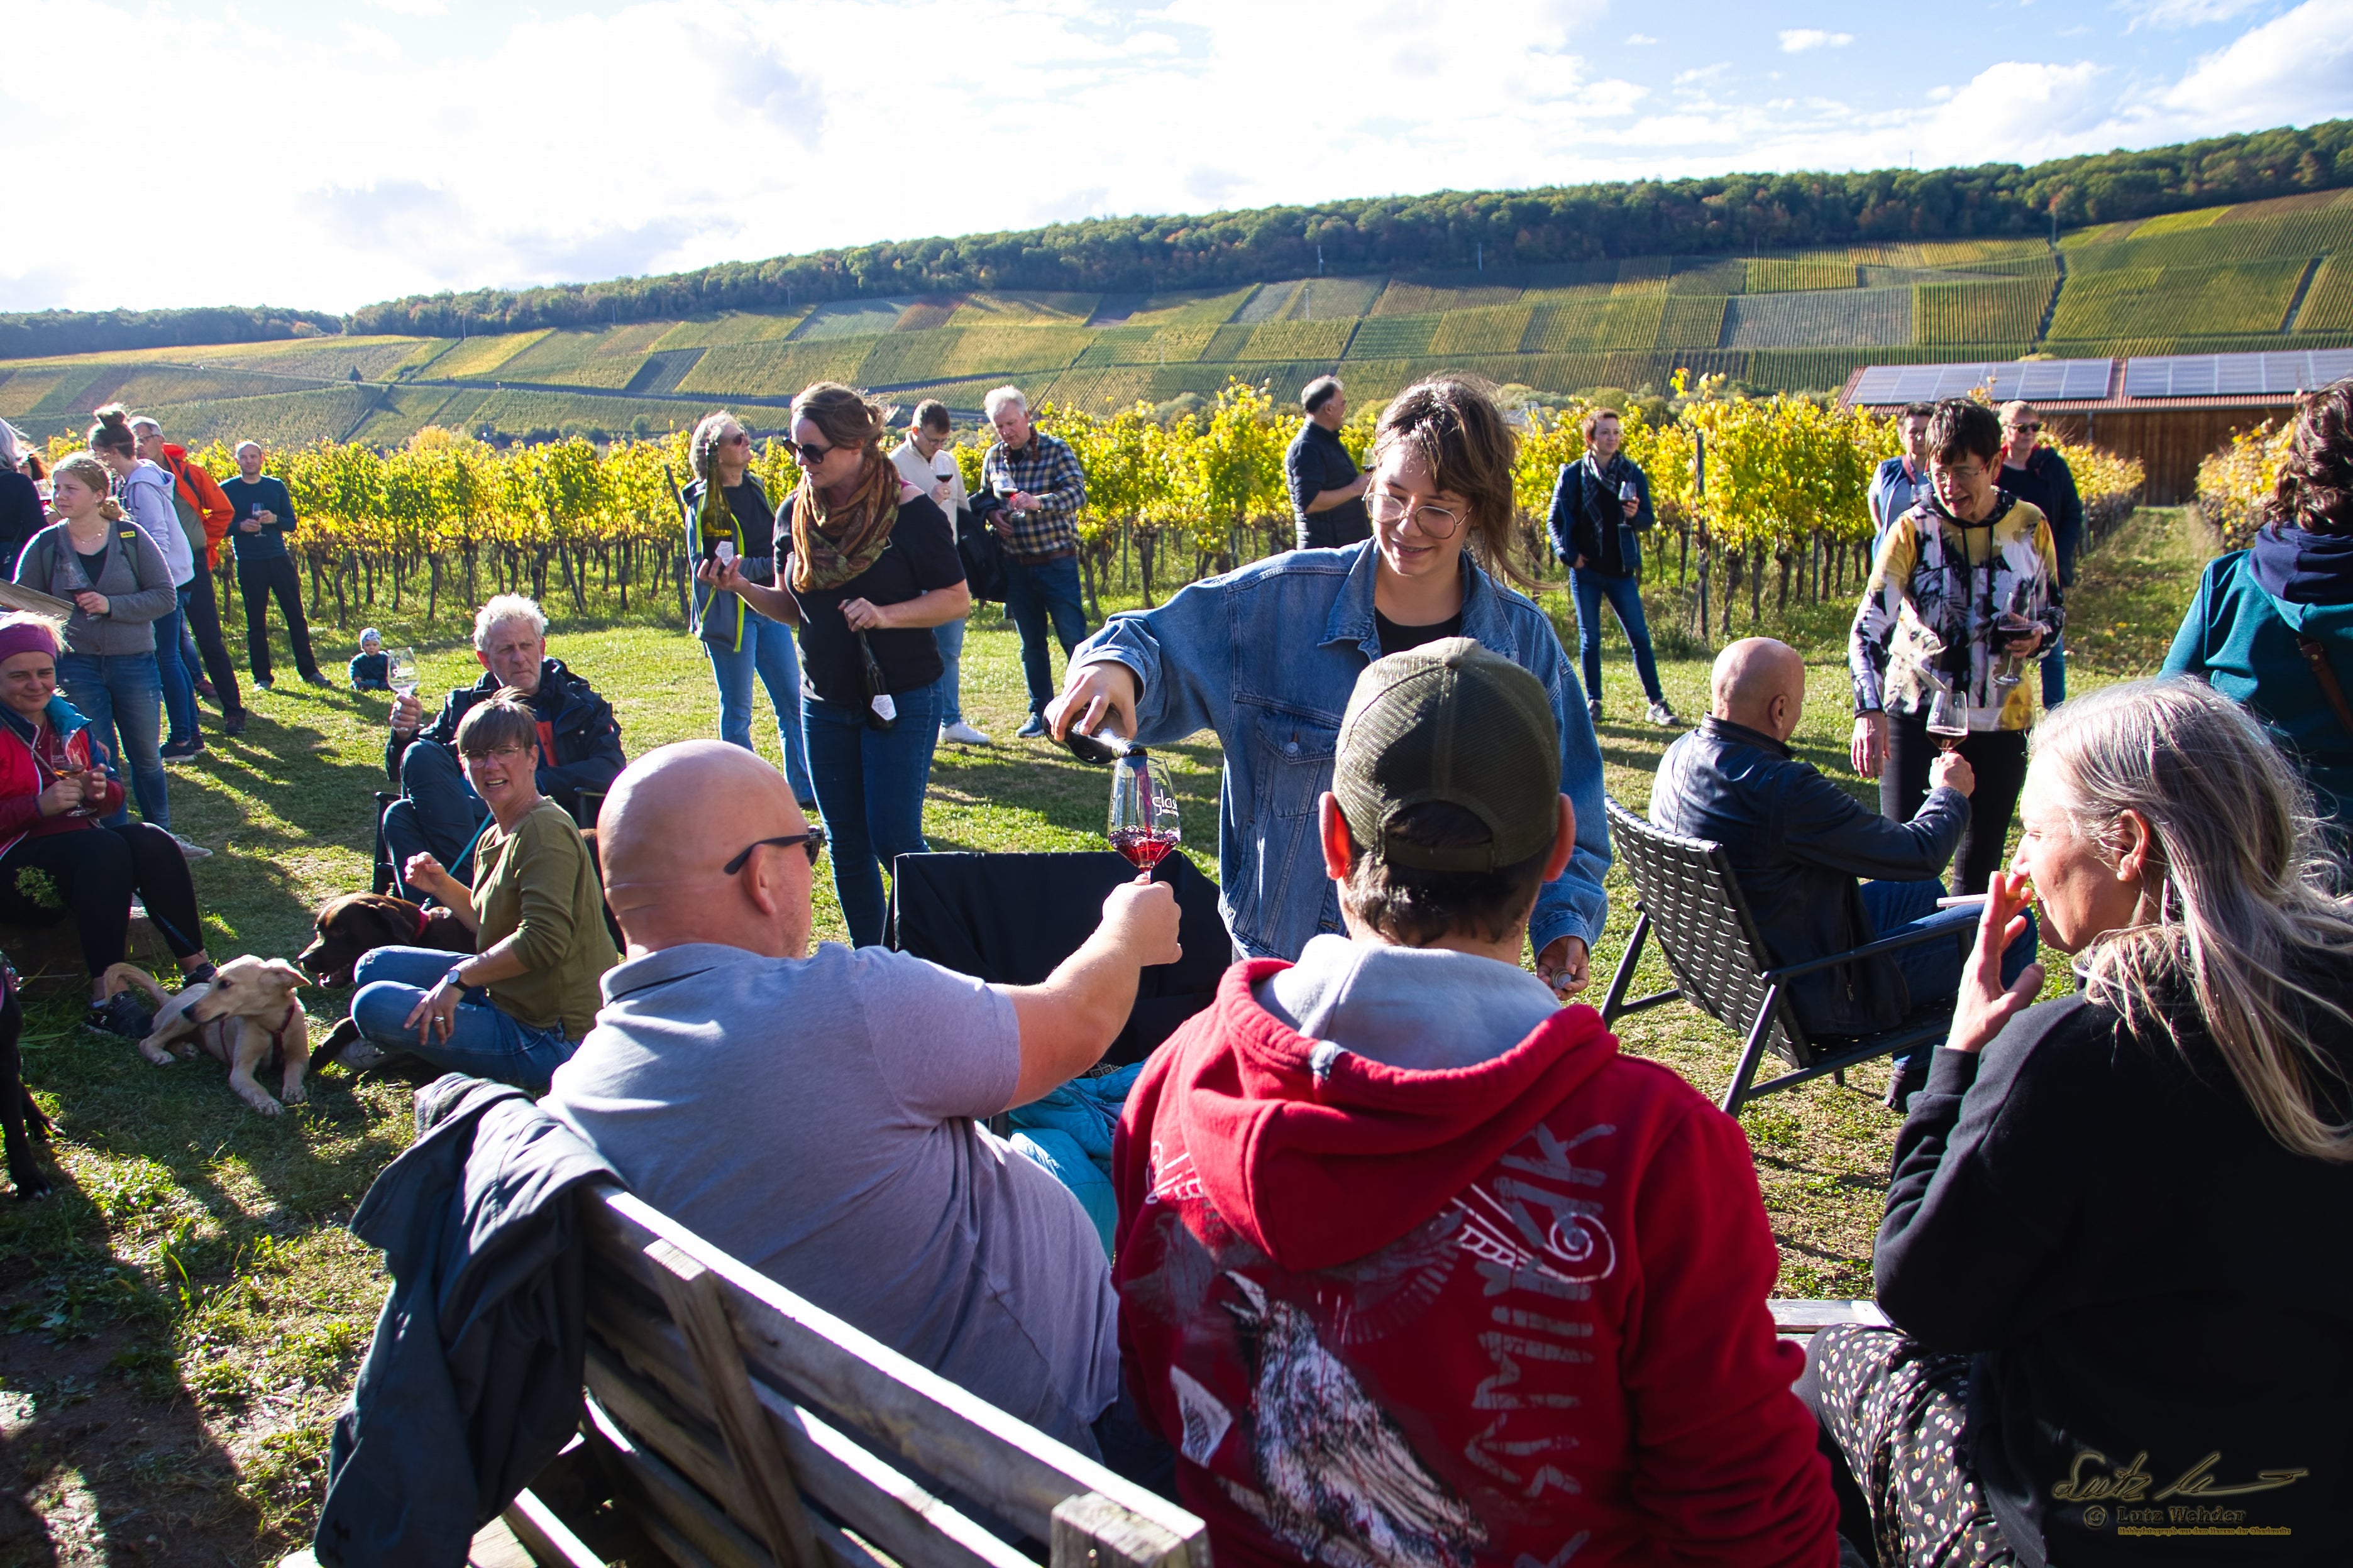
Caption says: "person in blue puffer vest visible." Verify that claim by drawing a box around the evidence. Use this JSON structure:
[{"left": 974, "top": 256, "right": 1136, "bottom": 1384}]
[{"left": 2164, "top": 378, "right": 2353, "bottom": 835}]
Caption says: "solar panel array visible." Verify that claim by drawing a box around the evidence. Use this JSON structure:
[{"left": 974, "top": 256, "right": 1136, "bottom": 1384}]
[
  {"left": 2122, "top": 349, "right": 2353, "bottom": 398},
  {"left": 1850, "top": 358, "right": 2112, "bottom": 405}
]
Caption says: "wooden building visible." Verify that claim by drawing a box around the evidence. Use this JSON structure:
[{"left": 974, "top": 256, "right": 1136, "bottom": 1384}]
[{"left": 1839, "top": 350, "right": 2353, "bottom": 504}]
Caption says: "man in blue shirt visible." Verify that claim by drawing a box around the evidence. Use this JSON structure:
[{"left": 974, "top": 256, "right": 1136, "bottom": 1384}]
[
  {"left": 1285, "top": 376, "right": 1370, "bottom": 551},
  {"left": 218, "top": 440, "right": 325, "bottom": 688},
  {"left": 1866, "top": 403, "right": 1934, "bottom": 552}
]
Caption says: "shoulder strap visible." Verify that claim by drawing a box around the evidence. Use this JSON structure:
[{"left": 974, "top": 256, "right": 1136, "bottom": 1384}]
[{"left": 2296, "top": 635, "right": 2353, "bottom": 735}]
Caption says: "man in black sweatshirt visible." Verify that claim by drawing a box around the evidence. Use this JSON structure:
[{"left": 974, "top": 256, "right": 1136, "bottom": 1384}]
[{"left": 218, "top": 440, "right": 326, "bottom": 688}]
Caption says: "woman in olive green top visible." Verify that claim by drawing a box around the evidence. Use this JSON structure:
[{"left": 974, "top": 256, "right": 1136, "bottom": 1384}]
[{"left": 345, "top": 692, "right": 619, "bottom": 1088}]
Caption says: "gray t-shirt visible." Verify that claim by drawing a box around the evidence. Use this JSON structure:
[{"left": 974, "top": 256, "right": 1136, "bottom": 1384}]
[{"left": 544, "top": 941, "right": 1118, "bottom": 1448}]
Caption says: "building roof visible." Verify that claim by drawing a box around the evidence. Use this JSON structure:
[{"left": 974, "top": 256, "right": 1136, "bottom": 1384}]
[{"left": 1841, "top": 348, "right": 2353, "bottom": 414}]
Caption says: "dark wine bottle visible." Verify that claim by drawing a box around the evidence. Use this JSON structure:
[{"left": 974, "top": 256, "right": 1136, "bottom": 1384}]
[{"left": 857, "top": 631, "right": 896, "bottom": 732}]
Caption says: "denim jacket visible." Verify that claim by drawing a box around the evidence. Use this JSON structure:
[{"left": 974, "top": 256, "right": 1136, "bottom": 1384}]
[
  {"left": 1545, "top": 457, "right": 1655, "bottom": 581},
  {"left": 1071, "top": 541, "right": 1611, "bottom": 962}
]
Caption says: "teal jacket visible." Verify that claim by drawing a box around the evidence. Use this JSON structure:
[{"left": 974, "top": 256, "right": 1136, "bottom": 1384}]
[{"left": 2163, "top": 525, "right": 2353, "bottom": 825}]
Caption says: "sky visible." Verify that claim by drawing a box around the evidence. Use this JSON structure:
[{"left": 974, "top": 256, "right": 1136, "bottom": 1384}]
[{"left": 3, "top": 0, "right": 2350, "bottom": 315}]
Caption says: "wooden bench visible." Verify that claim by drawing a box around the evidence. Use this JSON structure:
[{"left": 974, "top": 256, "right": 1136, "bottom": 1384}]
[
  {"left": 1599, "top": 797, "right": 1968, "bottom": 1116},
  {"left": 1770, "top": 1299, "right": 1890, "bottom": 1346},
  {"left": 290, "top": 1181, "right": 1206, "bottom": 1567}
]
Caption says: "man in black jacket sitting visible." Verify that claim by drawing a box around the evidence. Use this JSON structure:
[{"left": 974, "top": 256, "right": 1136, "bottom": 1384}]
[
  {"left": 382, "top": 594, "right": 625, "bottom": 885},
  {"left": 1650, "top": 637, "right": 2034, "bottom": 1109}
]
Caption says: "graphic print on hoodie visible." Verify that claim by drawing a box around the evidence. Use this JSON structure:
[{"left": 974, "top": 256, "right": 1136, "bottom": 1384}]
[{"left": 1111, "top": 959, "right": 1839, "bottom": 1568}]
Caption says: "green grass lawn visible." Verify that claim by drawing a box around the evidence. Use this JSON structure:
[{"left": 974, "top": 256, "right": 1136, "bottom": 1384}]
[{"left": 0, "top": 506, "right": 2210, "bottom": 1565}]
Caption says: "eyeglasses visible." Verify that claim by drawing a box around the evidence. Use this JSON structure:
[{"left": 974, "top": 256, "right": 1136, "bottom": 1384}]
[
  {"left": 789, "top": 439, "right": 836, "bottom": 466},
  {"left": 724, "top": 826, "right": 827, "bottom": 873},
  {"left": 1365, "top": 488, "right": 1466, "bottom": 540},
  {"left": 459, "top": 743, "right": 536, "bottom": 761}
]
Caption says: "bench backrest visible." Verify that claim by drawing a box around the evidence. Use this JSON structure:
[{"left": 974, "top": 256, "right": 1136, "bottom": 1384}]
[
  {"left": 576, "top": 1183, "right": 1209, "bottom": 1568},
  {"left": 1604, "top": 796, "right": 1801, "bottom": 1064}
]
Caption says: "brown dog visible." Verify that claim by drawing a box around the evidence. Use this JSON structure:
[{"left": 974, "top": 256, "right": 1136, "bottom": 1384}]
[
  {"left": 297, "top": 892, "right": 475, "bottom": 989},
  {"left": 108, "top": 958, "right": 312, "bottom": 1116}
]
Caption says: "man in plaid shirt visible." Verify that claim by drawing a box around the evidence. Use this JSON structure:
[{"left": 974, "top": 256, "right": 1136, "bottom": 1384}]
[{"left": 981, "top": 386, "right": 1091, "bottom": 736}]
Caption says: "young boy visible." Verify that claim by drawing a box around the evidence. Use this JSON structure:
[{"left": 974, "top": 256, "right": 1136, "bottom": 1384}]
[
  {"left": 349, "top": 628, "right": 389, "bottom": 691},
  {"left": 1112, "top": 639, "right": 1837, "bottom": 1567}
]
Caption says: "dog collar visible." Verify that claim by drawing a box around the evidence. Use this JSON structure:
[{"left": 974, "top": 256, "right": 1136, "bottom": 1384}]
[
  {"left": 412, "top": 904, "right": 431, "bottom": 943},
  {"left": 268, "top": 1001, "right": 300, "bottom": 1055}
]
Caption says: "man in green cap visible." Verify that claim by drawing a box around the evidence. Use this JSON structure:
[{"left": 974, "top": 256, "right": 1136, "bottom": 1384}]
[{"left": 1108, "top": 639, "right": 1837, "bottom": 1567}]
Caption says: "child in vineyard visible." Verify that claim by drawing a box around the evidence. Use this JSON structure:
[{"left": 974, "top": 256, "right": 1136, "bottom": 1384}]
[{"left": 350, "top": 628, "right": 390, "bottom": 691}]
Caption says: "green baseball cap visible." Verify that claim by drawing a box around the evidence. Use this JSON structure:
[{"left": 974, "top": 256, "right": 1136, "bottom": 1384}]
[{"left": 1335, "top": 637, "right": 1561, "bottom": 872}]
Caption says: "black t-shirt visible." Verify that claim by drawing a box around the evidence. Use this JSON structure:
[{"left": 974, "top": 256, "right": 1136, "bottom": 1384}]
[
  {"left": 1375, "top": 608, "right": 1464, "bottom": 655},
  {"left": 75, "top": 547, "right": 108, "bottom": 585},
  {"left": 777, "top": 494, "right": 965, "bottom": 706}
]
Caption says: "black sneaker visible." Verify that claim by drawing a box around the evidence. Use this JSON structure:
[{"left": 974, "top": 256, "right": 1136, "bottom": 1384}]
[
  {"left": 160, "top": 735, "right": 206, "bottom": 762},
  {"left": 85, "top": 990, "right": 153, "bottom": 1043},
  {"left": 302, "top": 672, "right": 334, "bottom": 688},
  {"left": 221, "top": 708, "right": 248, "bottom": 738}
]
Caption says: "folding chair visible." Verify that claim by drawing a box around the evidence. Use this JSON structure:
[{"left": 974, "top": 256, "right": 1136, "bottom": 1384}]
[{"left": 1599, "top": 796, "right": 1968, "bottom": 1116}]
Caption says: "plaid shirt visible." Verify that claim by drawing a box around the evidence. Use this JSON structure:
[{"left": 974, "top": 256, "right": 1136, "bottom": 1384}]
[{"left": 981, "top": 429, "right": 1088, "bottom": 562}]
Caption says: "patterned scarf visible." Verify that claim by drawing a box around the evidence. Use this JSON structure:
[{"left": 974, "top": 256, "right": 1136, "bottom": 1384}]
[{"left": 790, "top": 451, "right": 901, "bottom": 593}]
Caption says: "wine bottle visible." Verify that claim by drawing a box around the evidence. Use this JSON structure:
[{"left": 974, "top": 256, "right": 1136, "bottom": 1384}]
[
  {"left": 857, "top": 631, "right": 896, "bottom": 732},
  {"left": 696, "top": 482, "right": 737, "bottom": 566}
]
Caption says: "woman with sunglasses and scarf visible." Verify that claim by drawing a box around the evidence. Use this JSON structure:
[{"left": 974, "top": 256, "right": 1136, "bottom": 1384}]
[
  {"left": 341, "top": 693, "right": 620, "bottom": 1088},
  {"left": 702, "top": 383, "right": 971, "bottom": 948}
]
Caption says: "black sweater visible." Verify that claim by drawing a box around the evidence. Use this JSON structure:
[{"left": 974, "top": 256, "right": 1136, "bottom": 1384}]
[{"left": 1878, "top": 983, "right": 2353, "bottom": 1565}]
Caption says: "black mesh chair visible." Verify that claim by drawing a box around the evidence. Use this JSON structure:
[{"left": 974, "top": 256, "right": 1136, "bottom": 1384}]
[
  {"left": 889, "top": 850, "right": 1230, "bottom": 1069},
  {"left": 1599, "top": 796, "right": 1966, "bottom": 1116}
]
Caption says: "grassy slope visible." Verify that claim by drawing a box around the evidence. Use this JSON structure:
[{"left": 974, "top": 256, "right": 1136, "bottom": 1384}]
[{"left": 0, "top": 507, "right": 2207, "bottom": 1565}]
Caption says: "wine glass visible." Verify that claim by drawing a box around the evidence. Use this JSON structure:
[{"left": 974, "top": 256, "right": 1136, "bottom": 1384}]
[
  {"left": 1926, "top": 674, "right": 1969, "bottom": 752},
  {"left": 933, "top": 450, "right": 957, "bottom": 507},
  {"left": 55, "top": 754, "right": 92, "bottom": 818},
  {"left": 1991, "top": 581, "right": 2042, "bottom": 692},
  {"left": 388, "top": 646, "right": 419, "bottom": 699},
  {"left": 1108, "top": 748, "right": 1180, "bottom": 878}
]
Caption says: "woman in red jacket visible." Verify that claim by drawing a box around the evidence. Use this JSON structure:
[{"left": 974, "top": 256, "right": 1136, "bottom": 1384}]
[{"left": 0, "top": 614, "right": 217, "bottom": 1039}]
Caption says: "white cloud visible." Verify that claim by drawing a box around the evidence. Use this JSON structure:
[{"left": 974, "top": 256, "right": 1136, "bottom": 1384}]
[
  {"left": 1626, "top": 32, "right": 1658, "bottom": 43},
  {"left": 1778, "top": 28, "right": 1854, "bottom": 52},
  {"left": 2117, "top": 0, "right": 2263, "bottom": 28},
  {"left": 2157, "top": 0, "right": 2353, "bottom": 120},
  {"left": 363, "top": 0, "right": 447, "bottom": 13}
]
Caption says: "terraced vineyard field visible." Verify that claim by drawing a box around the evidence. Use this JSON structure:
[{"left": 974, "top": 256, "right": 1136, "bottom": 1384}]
[{"left": 11, "top": 188, "right": 2353, "bottom": 447}]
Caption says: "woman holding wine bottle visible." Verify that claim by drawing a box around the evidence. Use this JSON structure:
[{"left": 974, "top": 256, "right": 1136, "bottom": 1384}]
[
  {"left": 684, "top": 410, "right": 815, "bottom": 808},
  {"left": 1047, "top": 375, "right": 1612, "bottom": 990},
  {"left": 700, "top": 382, "right": 970, "bottom": 948},
  {"left": 1849, "top": 397, "right": 2063, "bottom": 896}
]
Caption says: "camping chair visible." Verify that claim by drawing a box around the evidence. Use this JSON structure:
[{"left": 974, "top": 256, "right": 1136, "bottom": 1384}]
[
  {"left": 372, "top": 787, "right": 606, "bottom": 899},
  {"left": 1599, "top": 796, "right": 1969, "bottom": 1116}
]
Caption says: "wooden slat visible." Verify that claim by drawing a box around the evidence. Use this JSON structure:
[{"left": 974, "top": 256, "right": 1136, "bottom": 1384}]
[
  {"left": 502, "top": 1489, "right": 605, "bottom": 1568},
  {"left": 585, "top": 1187, "right": 1204, "bottom": 1564},
  {"left": 583, "top": 1392, "right": 777, "bottom": 1568},
  {"left": 646, "top": 1239, "right": 830, "bottom": 1568},
  {"left": 1050, "top": 1493, "right": 1195, "bottom": 1568},
  {"left": 1770, "top": 1298, "right": 1890, "bottom": 1334},
  {"left": 587, "top": 1336, "right": 1028, "bottom": 1568}
]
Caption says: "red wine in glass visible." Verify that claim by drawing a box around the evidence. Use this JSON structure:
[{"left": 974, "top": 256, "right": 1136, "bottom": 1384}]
[{"left": 1109, "top": 748, "right": 1181, "bottom": 877}]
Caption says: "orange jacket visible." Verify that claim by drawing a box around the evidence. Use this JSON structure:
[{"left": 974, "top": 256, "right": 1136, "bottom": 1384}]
[{"left": 160, "top": 442, "right": 233, "bottom": 569}]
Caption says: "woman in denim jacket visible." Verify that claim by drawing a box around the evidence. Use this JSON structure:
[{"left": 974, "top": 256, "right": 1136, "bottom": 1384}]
[{"left": 1050, "top": 377, "right": 1611, "bottom": 992}]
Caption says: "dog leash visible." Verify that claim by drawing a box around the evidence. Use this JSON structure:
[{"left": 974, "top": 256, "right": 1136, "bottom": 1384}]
[{"left": 394, "top": 811, "right": 497, "bottom": 902}]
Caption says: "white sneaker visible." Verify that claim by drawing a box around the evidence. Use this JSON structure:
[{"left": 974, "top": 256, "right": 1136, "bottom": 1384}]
[
  {"left": 173, "top": 833, "right": 212, "bottom": 860},
  {"left": 939, "top": 720, "right": 993, "bottom": 745}
]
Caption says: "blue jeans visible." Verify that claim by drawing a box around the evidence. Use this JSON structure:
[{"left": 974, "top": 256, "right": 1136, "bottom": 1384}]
[
  {"left": 705, "top": 616, "right": 813, "bottom": 804},
  {"left": 382, "top": 739, "right": 491, "bottom": 891},
  {"left": 805, "top": 677, "right": 940, "bottom": 948},
  {"left": 58, "top": 651, "right": 167, "bottom": 831},
  {"left": 350, "top": 945, "right": 580, "bottom": 1090},
  {"left": 935, "top": 613, "right": 968, "bottom": 727},
  {"left": 155, "top": 591, "right": 197, "bottom": 744},
  {"left": 1570, "top": 567, "right": 1665, "bottom": 708},
  {"left": 1005, "top": 555, "right": 1088, "bottom": 714},
  {"left": 1860, "top": 877, "right": 2039, "bottom": 1068},
  {"left": 2041, "top": 629, "right": 2066, "bottom": 708}
]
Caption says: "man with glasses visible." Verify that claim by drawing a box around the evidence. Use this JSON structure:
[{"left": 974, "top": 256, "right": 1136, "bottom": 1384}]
[
  {"left": 382, "top": 593, "right": 625, "bottom": 887},
  {"left": 545, "top": 740, "right": 1182, "bottom": 1456},
  {"left": 980, "top": 387, "right": 1089, "bottom": 738},
  {"left": 1997, "top": 400, "right": 2082, "bottom": 706}
]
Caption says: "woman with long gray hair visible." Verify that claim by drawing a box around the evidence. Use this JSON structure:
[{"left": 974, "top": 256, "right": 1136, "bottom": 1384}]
[
  {"left": 682, "top": 410, "right": 814, "bottom": 807},
  {"left": 1804, "top": 676, "right": 2353, "bottom": 1565}
]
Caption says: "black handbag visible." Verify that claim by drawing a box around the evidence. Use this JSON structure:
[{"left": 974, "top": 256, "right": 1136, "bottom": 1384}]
[{"left": 957, "top": 497, "right": 1010, "bottom": 603}]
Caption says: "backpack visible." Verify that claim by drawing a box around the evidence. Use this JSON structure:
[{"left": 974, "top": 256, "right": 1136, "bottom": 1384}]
[{"left": 162, "top": 458, "right": 209, "bottom": 562}]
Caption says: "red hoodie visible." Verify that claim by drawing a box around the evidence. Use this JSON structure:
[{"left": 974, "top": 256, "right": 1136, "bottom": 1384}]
[{"left": 1111, "top": 960, "right": 1837, "bottom": 1568}]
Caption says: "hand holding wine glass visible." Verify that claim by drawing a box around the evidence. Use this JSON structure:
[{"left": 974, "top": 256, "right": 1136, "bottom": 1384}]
[
  {"left": 1110, "top": 748, "right": 1181, "bottom": 881},
  {"left": 388, "top": 646, "right": 419, "bottom": 700}
]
